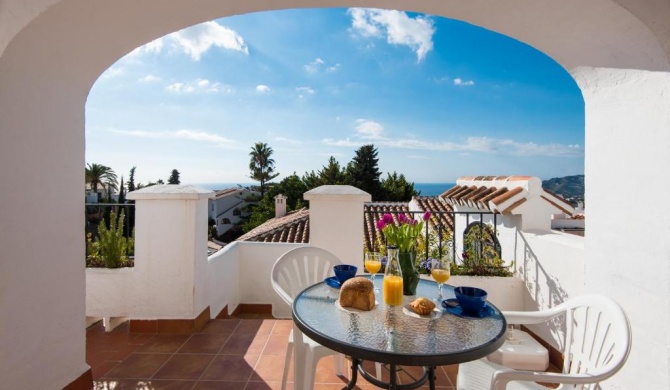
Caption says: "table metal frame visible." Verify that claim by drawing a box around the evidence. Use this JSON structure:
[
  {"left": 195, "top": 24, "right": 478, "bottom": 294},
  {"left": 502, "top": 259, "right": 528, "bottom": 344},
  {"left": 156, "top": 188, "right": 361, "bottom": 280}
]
[{"left": 291, "top": 279, "right": 507, "bottom": 390}]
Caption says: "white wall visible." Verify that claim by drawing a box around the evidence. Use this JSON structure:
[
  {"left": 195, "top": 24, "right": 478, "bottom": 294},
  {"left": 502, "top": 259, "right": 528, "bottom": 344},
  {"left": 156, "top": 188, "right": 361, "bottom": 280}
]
[
  {"left": 576, "top": 67, "right": 670, "bottom": 389},
  {"left": 305, "top": 185, "right": 371, "bottom": 267},
  {"left": 87, "top": 185, "right": 213, "bottom": 320},
  {"left": 205, "top": 241, "right": 305, "bottom": 319},
  {"left": 2, "top": 1, "right": 670, "bottom": 388}
]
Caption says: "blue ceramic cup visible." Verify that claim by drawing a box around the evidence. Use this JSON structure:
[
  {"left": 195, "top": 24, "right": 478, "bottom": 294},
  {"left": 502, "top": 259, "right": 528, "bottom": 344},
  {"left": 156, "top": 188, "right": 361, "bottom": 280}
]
[
  {"left": 333, "top": 264, "right": 358, "bottom": 285},
  {"left": 454, "top": 286, "right": 488, "bottom": 314}
]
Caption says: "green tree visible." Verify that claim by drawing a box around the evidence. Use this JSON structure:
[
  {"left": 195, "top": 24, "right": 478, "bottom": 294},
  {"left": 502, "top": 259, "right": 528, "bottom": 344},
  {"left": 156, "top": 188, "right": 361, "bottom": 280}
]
[
  {"left": 168, "top": 169, "right": 180, "bottom": 184},
  {"left": 302, "top": 170, "right": 322, "bottom": 190},
  {"left": 243, "top": 173, "right": 308, "bottom": 232},
  {"left": 345, "top": 144, "right": 383, "bottom": 200},
  {"left": 118, "top": 177, "right": 125, "bottom": 204},
  {"left": 249, "top": 142, "right": 279, "bottom": 197},
  {"left": 127, "top": 167, "right": 136, "bottom": 192},
  {"left": 381, "top": 172, "right": 417, "bottom": 201},
  {"left": 319, "top": 156, "right": 346, "bottom": 185},
  {"left": 85, "top": 163, "right": 118, "bottom": 195}
]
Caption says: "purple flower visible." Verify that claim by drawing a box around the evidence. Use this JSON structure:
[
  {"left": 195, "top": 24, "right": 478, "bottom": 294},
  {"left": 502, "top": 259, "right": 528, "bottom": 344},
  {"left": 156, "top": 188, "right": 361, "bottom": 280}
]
[
  {"left": 410, "top": 219, "right": 418, "bottom": 226},
  {"left": 381, "top": 256, "right": 388, "bottom": 266},
  {"left": 376, "top": 219, "right": 386, "bottom": 230},
  {"left": 422, "top": 211, "right": 431, "bottom": 221},
  {"left": 382, "top": 213, "right": 394, "bottom": 225},
  {"left": 398, "top": 214, "right": 408, "bottom": 224}
]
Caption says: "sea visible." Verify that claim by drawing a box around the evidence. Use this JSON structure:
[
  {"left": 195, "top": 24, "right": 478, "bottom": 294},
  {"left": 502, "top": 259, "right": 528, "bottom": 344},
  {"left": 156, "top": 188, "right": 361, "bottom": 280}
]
[{"left": 196, "top": 182, "right": 455, "bottom": 197}]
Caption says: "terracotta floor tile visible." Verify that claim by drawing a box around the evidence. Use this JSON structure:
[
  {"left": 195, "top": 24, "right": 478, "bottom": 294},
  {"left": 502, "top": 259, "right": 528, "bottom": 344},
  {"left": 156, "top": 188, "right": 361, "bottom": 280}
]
[
  {"left": 91, "top": 361, "right": 120, "bottom": 380},
  {"left": 234, "top": 319, "right": 276, "bottom": 335},
  {"left": 442, "top": 364, "right": 458, "bottom": 385},
  {"left": 103, "top": 353, "right": 172, "bottom": 379},
  {"left": 139, "top": 380, "right": 197, "bottom": 389},
  {"left": 262, "top": 333, "right": 289, "bottom": 355},
  {"left": 199, "top": 319, "right": 241, "bottom": 334},
  {"left": 193, "top": 381, "right": 247, "bottom": 390},
  {"left": 135, "top": 334, "right": 191, "bottom": 353},
  {"left": 313, "top": 355, "right": 349, "bottom": 384},
  {"left": 245, "top": 381, "right": 294, "bottom": 390},
  {"left": 87, "top": 350, "right": 120, "bottom": 367},
  {"left": 249, "top": 354, "right": 288, "bottom": 382},
  {"left": 221, "top": 332, "right": 269, "bottom": 355},
  {"left": 178, "top": 333, "right": 230, "bottom": 354},
  {"left": 94, "top": 379, "right": 196, "bottom": 390},
  {"left": 152, "top": 354, "right": 216, "bottom": 380},
  {"left": 200, "top": 354, "right": 259, "bottom": 381},
  {"left": 271, "top": 320, "right": 294, "bottom": 335}
]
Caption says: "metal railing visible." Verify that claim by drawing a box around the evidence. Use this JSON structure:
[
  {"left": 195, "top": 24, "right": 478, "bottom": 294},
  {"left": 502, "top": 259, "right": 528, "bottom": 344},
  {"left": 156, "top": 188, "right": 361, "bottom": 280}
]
[{"left": 364, "top": 209, "right": 500, "bottom": 267}]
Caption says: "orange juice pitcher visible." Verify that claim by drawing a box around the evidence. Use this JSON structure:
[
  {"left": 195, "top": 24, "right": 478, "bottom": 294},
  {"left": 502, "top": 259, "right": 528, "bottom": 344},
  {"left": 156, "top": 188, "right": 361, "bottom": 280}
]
[{"left": 383, "top": 245, "right": 403, "bottom": 305}]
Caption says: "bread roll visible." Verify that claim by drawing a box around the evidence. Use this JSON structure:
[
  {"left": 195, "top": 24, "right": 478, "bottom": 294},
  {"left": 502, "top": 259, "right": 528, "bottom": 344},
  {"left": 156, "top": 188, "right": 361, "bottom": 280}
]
[
  {"left": 339, "top": 277, "right": 375, "bottom": 311},
  {"left": 409, "top": 297, "right": 435, "bottom": 315}
]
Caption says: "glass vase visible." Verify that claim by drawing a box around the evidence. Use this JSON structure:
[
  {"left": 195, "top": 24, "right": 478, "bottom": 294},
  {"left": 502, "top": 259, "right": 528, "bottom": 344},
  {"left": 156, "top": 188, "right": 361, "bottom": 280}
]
[{"left": 398, "top": 250, "right": 420, "bottom": 295}]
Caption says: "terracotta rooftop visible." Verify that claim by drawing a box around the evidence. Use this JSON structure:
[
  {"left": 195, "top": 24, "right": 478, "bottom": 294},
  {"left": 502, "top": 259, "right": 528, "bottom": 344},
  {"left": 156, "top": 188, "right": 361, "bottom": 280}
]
[
  {"left": 441, "top": 176, "right": 574, "bottom": 216},
  {"left": 237, "top": 208, "right": 310, "bottom": 243}
]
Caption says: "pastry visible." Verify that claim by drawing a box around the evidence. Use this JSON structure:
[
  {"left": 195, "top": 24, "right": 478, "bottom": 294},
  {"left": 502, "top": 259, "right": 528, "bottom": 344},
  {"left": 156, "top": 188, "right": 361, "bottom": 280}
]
[
  {"left": 409, "top": 297, "right": 435, "bottom": 315},
  {"left": 339, "top": 277, "right": 375, "bottom": 311}
]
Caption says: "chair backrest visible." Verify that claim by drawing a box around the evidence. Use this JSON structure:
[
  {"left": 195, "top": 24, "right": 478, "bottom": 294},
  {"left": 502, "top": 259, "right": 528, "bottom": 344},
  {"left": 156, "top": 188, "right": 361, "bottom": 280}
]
[
  {"left": 524, "top": 295, "right": 631, "bottom": 389},
  {"left": 558, "top": 295, "right": 632, "bottom": 388},
  {"left": 271, "top": 246, "right": 342, "bottom": 307}
]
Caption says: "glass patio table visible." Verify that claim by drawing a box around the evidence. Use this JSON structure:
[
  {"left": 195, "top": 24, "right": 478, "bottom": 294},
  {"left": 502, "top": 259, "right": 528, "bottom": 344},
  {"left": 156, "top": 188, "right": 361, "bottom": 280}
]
[{"left": 292, "top": 278, "right": 507, "bottom": 390}]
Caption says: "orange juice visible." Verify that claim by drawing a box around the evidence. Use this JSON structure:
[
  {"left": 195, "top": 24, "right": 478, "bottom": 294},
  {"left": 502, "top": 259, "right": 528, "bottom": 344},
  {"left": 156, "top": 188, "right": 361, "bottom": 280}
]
[
  {"left": 383, "top": 275, "right": 403, "bottom": 305},
  {"left": 431, "top": 269, "right": 450, "bottom": 284},
  {"left": 365, "top": 260, "right": 382, "bottom": 274}
]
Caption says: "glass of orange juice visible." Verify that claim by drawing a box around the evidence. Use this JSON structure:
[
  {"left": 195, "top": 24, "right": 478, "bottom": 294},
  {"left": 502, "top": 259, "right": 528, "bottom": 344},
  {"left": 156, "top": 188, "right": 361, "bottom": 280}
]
[
  {"left": 364, "top": 252, "right": 382, "bottom": 292},
  {"left": 430, "top": 258, "right": 450, "bottom": 301},
  {"left": 383, "top": 274, "right": 403, "bottom": 305}
]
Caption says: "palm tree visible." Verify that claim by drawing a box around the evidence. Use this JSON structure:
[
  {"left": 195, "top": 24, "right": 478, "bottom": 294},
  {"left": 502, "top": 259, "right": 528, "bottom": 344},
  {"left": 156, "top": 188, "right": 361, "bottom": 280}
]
[
  {"left": 85, "top": 163, "right": 118, "bottom": 195},
  {"left": 249, "top": 142, "right": 279, "bottom": 197}
]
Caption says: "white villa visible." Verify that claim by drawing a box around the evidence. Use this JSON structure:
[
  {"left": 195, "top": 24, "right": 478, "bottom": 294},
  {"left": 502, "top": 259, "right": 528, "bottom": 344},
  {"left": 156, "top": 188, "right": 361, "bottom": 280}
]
[
  {"left": 2, "top": 1, "right": 669, "bottom": 389},
  {"left": 208, "top": 187, "right": 260, "bottom": 238}
]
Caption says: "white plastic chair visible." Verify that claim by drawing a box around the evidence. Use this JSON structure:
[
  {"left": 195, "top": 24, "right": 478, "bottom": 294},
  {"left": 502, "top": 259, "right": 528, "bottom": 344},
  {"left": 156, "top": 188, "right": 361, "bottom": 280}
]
[
  {"left": 271, "top": 246, "right": 347, "bottom": 390},
  {"left": 457, "top": 294, "right": 631, "bottom": 390}
]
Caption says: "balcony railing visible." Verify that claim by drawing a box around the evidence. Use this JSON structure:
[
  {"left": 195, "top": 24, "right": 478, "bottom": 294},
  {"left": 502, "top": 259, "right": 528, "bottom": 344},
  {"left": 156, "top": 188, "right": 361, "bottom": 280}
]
[{"left": 364, "top": 209, "right": 503, "bottom": 274}]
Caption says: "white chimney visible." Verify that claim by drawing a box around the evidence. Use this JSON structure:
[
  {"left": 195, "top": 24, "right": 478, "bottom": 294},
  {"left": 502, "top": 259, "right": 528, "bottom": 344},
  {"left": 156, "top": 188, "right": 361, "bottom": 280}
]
[{"left": 275, "top": 194, "right": 287, "bottom": 218}]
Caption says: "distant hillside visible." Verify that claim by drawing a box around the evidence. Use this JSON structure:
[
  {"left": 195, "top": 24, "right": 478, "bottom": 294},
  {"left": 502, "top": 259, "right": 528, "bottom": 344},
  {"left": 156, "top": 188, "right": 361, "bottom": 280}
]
[{"left": 542, "top": 175, "right": 584, "bottom": 205}]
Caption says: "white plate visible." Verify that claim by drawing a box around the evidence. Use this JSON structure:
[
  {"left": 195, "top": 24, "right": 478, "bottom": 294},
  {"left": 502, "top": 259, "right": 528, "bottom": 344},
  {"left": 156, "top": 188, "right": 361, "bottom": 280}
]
[
  {"left": 335, "top": 298, "right": 379, "bottom": 313},
  {"left": 402, "top": 303, "right": 443, "bottom": 319}
]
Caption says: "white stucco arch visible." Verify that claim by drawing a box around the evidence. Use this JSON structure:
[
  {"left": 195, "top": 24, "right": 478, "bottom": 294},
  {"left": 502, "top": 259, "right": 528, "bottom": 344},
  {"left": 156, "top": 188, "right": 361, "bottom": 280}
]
[{"left": 1, "top": 1, "right": 669, "bottom": 389}]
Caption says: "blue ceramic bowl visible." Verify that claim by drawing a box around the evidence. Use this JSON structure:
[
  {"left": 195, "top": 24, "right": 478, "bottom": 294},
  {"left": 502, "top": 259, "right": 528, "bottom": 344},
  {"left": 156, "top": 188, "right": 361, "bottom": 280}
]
[
  {"left": 333, "top": 264, "right": 358, "bottom": 285},
  {"left": 454, "top": 286, "right": 488, "bottom": 314}
]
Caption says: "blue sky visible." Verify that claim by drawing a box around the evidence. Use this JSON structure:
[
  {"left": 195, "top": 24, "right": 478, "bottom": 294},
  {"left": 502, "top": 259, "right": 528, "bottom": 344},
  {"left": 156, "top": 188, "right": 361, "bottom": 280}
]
[{"left": 86, "top": 8, "right": 584, "bottom": 186}]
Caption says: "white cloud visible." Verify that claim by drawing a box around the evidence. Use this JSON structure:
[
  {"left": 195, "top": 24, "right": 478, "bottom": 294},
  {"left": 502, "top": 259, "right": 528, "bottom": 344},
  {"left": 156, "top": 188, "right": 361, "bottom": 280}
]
[
  {"left": 127, "top": 38, "right": 164, "bottom": 59},
  {"left": 453, "top": 78, "right": 475, "bottom": 86},
  {"left": 125, "top": 22, "right": 247, "bottom": 63},
  {"left": 165, "top": 78, "right": 224, "bottom": 94},
  {"left": 295, "top": 86, "right": 315, "bottom": 95},
  {"left": 304, "top": 58, "right": 325, "bottom": 73},
  {"left": 355, "top": 119, "right": 384, "bottom": 140},
  {"left": 348, "top": 8, "right": 435, "bottom": 62},
  {"left": 274, "top": 136, "right": 303, "bottom": 145},
  {"left": 256, "top": 84, "right": 271, "bottom": 93},
  {"left": 304, "top": 58, "right": 340, "bottom": 73},
  {"left": 109, "top": 128, "right": 238, "bottom": 148},
  {"left": 322, "top": 133, "right": 582, "bottom": 157},
  {"left": 168, "top": 21, "right": 248, "bottom": 60},
  {"left": 100, "top": 65, "right": 125, "bottom": 79},
  {"left": 139, "top": 74, "right": 161, "bottom": 83}
]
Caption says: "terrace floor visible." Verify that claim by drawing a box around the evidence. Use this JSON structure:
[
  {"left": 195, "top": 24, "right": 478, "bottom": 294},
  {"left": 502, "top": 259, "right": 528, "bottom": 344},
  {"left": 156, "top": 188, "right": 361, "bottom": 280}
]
[{"left": 88, "top": 315, "right": 459, "bottom": 389}]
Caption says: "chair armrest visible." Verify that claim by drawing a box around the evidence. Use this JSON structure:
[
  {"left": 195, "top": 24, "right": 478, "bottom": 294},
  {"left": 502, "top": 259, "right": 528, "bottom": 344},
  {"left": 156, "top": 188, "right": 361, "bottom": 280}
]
[
  {"left": 491, "top": 369, "right": 599, "bottom": 390},
  {"left": 501, "top": 310, "right": 560, "bottom": 325}
]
